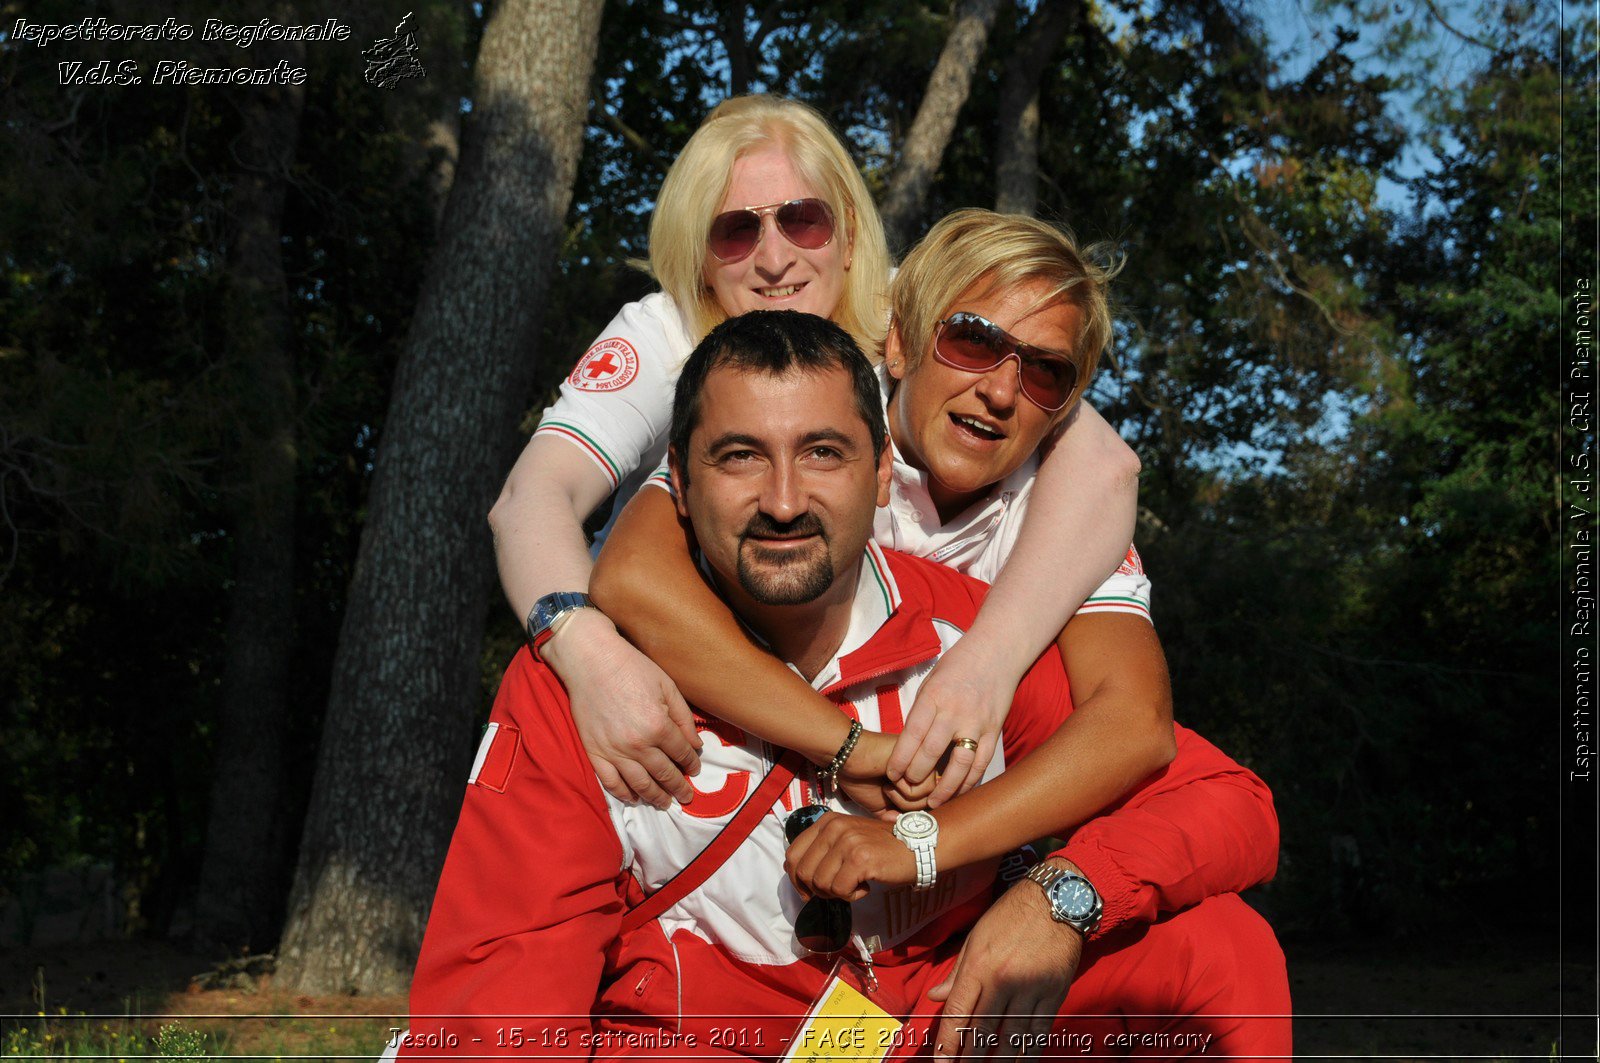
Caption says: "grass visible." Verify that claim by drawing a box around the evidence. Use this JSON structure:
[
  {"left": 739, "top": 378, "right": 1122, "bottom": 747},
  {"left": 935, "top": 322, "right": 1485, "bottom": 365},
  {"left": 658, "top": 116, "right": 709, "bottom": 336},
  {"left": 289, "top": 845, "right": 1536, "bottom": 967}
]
[
  {"left": 1, "top": 1007, "right": 399, "bottom": 1061},
  {"left": 0, "top": 952, "right": 405, "bottom": 1062}
]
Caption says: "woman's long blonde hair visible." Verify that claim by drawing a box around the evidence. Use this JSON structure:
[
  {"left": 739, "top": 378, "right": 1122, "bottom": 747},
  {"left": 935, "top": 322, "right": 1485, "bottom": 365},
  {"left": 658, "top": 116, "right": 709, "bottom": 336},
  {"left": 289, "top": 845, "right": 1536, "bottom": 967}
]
[{"left": 649, "top": 95, "right": 891, "bottom": 358}]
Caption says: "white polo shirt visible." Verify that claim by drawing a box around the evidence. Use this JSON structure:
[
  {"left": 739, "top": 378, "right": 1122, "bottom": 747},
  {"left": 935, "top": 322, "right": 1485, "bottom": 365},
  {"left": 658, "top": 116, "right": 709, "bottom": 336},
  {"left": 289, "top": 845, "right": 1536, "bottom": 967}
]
[
  {"left": 871, "top": 367, "right": 1152, "bottom": 620},
  {"left": 533, "top": 292, "right": 695, "bottom": 547}
]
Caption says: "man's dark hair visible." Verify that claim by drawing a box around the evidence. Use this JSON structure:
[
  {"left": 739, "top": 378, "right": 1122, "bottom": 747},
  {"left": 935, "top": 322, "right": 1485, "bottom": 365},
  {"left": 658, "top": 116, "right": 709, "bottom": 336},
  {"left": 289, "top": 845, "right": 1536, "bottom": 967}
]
[{"left": 669, "top": 311, "right": 886, "bottom": 486}]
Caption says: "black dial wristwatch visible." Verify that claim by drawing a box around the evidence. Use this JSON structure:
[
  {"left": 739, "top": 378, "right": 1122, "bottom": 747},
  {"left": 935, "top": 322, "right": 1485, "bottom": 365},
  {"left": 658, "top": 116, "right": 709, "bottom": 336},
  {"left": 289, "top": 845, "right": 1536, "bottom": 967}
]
[{"left": 1024, "top": 861, "right": 1103, "bottom": 936}]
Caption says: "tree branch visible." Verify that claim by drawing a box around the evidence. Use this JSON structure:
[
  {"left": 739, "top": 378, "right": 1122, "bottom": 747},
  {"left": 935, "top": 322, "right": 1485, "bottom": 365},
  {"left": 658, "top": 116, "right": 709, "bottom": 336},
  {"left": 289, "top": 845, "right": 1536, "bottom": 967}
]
[
  {"left": 593, "top": 98, "right": 663, "bottom": 169},
  {"left": 1415, "top": 0, "right": 1499, "bottom": 52},
  {"left": 1206, "top": 150, "right": 1351, "bottom": 336},
  {"left": 995, "top": 0, "right": 1079, "bottom": 214},
  {"left": 751, "top": 0, "right": 795, "bottom": 50},
  {"left": 647, "top": 9, "right": 715, "bottom": 34},
  {"left": 879, "top": 0, "right": 1005, "bottom": 249}
]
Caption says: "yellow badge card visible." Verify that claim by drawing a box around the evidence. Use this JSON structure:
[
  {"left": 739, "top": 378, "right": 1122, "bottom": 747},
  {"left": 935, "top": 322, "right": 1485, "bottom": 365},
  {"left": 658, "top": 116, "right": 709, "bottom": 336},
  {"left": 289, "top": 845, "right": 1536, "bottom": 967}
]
[{"left": 781, "top": 974, "right": 903, "bottom": 1062}]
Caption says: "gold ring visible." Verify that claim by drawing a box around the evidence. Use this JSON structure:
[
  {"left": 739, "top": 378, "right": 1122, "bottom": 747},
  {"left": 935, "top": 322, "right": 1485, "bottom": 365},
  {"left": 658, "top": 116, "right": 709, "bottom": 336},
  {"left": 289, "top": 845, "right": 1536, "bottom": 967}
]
[{"left": 951, "top": 737, "right": 979, "bottom": 753}]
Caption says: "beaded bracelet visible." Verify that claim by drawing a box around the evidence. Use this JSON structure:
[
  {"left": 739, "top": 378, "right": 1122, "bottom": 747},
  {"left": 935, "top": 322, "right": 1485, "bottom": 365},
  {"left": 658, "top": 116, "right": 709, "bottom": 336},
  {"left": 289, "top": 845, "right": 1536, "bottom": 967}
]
[{"left": 814, "top": 718, "right": 863, "bottom": 797}]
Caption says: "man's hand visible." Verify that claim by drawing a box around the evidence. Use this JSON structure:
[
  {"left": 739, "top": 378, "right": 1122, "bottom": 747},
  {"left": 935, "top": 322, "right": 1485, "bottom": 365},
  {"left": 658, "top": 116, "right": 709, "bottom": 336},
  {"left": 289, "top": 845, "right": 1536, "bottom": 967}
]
[
  {"left": 837, "top": 731, "right": 939, "bottom": 816},
  {"left": 542, "top": 608, "right": 702, "bottom": 809},
  {"left": 783, "top": 811, "right": 916, "bottom": 900},
  {"left": 928, "top": 869, "right": 1085, "bottom": 1060},
  {"left": 889, "top": 637, "right": 1017, "bottom": 807}
]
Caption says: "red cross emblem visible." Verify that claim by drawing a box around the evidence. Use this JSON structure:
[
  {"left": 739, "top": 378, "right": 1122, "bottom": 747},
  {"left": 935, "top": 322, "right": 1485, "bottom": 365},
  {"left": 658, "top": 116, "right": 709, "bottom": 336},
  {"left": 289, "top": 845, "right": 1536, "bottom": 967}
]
[
  {"left": 568, "top": 337, "right": 639, "bottom": 393},
  {"left": 584, "top": 351, "right": 620, "bottom": 378}
]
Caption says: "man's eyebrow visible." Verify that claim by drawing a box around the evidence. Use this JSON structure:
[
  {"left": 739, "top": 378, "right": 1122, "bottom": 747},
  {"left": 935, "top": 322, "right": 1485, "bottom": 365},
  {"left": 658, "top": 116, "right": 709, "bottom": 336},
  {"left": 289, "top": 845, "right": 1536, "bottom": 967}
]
[
  {"left": 703, "top": 432, "right": 763, "bottom": 453},
  {"left": 702, "top": 428, "right": 860, "bottom": 453},
  {"left": 795, "top": 428, "right": 859, "bottom": 449}
]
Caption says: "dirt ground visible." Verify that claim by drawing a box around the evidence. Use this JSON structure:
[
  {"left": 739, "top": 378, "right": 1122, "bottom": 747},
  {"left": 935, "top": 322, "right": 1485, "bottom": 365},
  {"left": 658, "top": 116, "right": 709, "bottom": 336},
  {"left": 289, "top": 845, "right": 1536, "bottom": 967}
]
[{"left": 0, "top": 934, "right": 1594, "bottom": 1060}]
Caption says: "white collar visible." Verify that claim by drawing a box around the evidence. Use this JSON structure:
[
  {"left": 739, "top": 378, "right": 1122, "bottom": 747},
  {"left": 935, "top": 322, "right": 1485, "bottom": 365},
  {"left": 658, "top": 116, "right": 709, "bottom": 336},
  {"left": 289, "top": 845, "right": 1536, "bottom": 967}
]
[
  {"left": 696, "top": 539, "right": 903, "bottom": 691},
  {"left": 877, "top": 362, "right": 1033, "bottom": 553}
]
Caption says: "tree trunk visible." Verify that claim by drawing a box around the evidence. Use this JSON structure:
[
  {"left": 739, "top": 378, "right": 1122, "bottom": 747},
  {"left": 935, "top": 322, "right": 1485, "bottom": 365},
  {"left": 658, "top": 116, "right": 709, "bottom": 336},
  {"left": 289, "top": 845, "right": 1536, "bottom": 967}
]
[
  {"left": 994, "top": 0, "right": 1076, "bottom": 215},
  {"left": 273, "top": 0, "right": 605, "bottom": 993},
  {"left": 878, "top": 0, "right": 1004, "bottom": 252},
  {"left": 192, "top": 22, "right": 307, "bottom": 952},
  {"left": 723, "top": 3, "right": 752, "bottom": 96},
  {"left": 384, "top": 1, "right": 469, "bottom": 227}
]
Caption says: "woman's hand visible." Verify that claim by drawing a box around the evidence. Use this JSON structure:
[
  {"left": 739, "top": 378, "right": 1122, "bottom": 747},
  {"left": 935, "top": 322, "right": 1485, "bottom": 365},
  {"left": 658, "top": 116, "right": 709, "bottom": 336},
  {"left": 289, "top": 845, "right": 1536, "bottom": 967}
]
[
  {"left": 837, "top": 730, "right": 940, "bottom": 816},
  {"left": 784, "top": 810, "right": 917, "bottom": 900},
  {"left": 542, "top": 608, "right": 703, "bottom": 809},
  {"left": 888, "top": 636, "right": 1017, "bottom": 807}
]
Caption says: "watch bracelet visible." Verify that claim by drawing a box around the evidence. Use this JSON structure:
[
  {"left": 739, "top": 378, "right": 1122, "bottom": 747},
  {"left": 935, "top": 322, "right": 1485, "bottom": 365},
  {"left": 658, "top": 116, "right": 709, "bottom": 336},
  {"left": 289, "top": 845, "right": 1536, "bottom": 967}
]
[
  {"left": 913, "top": 846, "right": 936, "bottom": 891},
  {"left": 1024, "top": 861, "right": 1101, "bottom": 932},
  {"left": 546, "top": 605, "right": 583, "bottom": 643}
]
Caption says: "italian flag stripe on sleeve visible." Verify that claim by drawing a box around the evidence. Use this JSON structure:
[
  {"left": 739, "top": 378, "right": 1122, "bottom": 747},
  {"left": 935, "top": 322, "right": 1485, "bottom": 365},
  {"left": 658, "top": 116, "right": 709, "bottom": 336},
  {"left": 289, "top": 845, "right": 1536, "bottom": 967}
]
[
  {"left": 1079, "top": 596, "right": 1152, "bottom": 620},
  {"left": 534, "top": 422, "right": 622, "bottom": 487},
  {"left": 468, "top": 721, "right": 520, "bottom": 793}
]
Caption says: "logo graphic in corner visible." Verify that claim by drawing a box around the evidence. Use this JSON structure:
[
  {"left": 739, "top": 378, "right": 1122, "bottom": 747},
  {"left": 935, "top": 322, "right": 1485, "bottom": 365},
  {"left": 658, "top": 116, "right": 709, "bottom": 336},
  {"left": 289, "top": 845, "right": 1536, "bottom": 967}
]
[
  {"left": 1116, "top": 545, "right": 1145, "bottom": 576},
  {"left": 568, "top": 337, "right": 639, "bottom": 392}
]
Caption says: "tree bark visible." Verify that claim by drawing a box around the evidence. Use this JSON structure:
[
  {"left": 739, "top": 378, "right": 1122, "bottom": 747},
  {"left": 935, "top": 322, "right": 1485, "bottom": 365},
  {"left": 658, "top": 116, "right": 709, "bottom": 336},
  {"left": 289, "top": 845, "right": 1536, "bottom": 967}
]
[
  {"left": 878, "top": 0, "right": 1005, "bottom": 252},
  {"left": 192, "top": 22, "right": 307, "bottom": 952},
  {"left": 384, "top": 1, "right": 469, "bottom": 227},
  {"left": 273, "top": 0, "right": 605, "bottom": 993},
  {"left": 723, "top": 3, "right": 752, "bottom": 96},
  {"left": 994, "top": 0, "right": 1077, "bottom": 215}
]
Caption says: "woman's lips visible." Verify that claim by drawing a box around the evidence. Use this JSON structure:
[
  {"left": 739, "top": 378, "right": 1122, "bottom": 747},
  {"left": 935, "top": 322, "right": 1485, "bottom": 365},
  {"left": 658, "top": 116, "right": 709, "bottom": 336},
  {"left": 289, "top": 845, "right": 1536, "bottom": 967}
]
[
  {"left": 756, "top": 281, "right": 807, "bottom": 300},
  {"left": 948, "top": 411, "right": 1004, "bottom": 442}
]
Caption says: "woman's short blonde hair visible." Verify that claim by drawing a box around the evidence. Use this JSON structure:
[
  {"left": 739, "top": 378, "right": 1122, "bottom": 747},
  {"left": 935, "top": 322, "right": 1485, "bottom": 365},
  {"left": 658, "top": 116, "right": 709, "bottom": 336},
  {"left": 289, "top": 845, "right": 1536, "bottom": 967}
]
[
  {"left": 649, "top": 95, "right": 891, "bottom": 358},
  {"left": 891, "top": 209, "right": 1122, "bottom": 406}
]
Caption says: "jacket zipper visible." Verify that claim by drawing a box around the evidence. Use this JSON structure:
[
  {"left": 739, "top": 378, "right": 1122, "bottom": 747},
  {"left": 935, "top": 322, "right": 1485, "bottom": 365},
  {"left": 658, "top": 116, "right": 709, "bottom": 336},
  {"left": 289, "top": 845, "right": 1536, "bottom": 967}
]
[{"left": 820, "top": 645, "right": 940, "bottom": 700}]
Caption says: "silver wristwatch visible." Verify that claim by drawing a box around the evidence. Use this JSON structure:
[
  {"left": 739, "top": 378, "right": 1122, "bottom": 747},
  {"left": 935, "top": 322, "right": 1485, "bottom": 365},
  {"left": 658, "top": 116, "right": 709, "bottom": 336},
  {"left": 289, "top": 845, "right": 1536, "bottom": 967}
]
[
  {"left": 892, "top": 810, "right": 939, "bottom": 891},
  {"left": 526, "top": 591, "right": 594, "bottom": 660},
  {"left": 1024, "top": 861, "right": 1102, "bottom": 935}
]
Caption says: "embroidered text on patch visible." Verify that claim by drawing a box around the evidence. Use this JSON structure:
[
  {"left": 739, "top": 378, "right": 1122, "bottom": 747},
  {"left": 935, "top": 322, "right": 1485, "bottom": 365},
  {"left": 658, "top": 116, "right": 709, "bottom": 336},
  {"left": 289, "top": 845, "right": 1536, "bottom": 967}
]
[{"left": 568, "top": 337, "right": 640, "bottom": 392}]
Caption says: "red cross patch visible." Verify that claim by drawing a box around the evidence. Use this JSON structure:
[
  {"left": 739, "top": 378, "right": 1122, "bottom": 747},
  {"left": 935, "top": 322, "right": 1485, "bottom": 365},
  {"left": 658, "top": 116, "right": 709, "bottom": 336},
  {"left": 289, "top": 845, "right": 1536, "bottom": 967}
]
[{"left": 568, "top": 337, "right": 639, "bottom": 393}]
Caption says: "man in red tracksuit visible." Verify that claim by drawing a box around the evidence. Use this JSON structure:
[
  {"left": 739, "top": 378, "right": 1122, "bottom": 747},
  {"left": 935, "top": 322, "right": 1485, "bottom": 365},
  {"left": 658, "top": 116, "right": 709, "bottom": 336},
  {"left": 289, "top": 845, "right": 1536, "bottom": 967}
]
[{"left": 404, "top": 313, "right": 1290, "bottom": 1060}]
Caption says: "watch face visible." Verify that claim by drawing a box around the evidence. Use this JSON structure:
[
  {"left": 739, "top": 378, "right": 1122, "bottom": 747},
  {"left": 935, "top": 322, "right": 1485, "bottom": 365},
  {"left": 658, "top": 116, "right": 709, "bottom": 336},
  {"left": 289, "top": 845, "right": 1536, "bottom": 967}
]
[
  {"left": 896, "top": 810, "right": 937, "bottom": 841},
  {"left": 532, "top": 595, "right": 566, "bottom": 630},
  {"left": 1049, "top": 877, "right": 1096, "bottom": 920}
]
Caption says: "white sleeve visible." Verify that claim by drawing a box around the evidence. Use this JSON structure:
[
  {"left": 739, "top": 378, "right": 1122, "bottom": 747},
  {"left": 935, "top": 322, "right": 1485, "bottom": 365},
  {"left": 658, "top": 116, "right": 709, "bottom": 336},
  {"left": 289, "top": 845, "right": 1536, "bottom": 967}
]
[
  {"left": 1075, "top": 545, "right": 1154, "bottom": 623},
  {"left": 533, "top": 292, "right": 692, "bottom": 490},
  {"left": 641, "top": 456, "right": 674, "bottom": 495}
]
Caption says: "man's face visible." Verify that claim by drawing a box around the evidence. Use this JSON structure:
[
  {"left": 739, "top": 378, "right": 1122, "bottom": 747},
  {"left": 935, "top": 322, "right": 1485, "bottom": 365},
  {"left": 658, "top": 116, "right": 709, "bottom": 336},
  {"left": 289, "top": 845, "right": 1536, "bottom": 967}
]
[{"left": 672, "top": 364, "right": 890, "bottom": 610}]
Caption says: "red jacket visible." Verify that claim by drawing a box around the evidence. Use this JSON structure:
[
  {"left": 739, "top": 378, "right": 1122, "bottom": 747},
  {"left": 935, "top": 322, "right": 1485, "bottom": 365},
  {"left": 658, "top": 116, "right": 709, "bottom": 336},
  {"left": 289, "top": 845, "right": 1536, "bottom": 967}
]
[{"left": 402, "top": 546, "right": 1277, "bottom": 1058}]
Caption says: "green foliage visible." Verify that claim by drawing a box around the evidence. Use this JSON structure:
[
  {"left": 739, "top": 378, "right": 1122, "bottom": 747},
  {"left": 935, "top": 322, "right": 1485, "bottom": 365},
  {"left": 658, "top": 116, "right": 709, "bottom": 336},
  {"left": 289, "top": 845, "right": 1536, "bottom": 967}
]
[
  {"left": 0, "top": 1015, "right": 212, "bottom": 1062},
  {"left": 1141, "top": 9, "right": 1574, "bottom": 932},
  {"left": 2, "top": 1017, "right": 146, "bottom": 1060},
  {"left": 152, "top": 1022, "right": 208, "bottom": 1061},
  {"left": 0, "top": 0, "right": 439, "bottom": 923}
]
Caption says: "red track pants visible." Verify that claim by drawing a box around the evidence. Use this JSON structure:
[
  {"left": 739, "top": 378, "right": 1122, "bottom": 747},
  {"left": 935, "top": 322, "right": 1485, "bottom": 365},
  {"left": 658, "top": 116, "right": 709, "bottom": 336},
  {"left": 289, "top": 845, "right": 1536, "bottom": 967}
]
[{"left": 596, "top": 892, "right": 1291, "bottom": 1061}]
